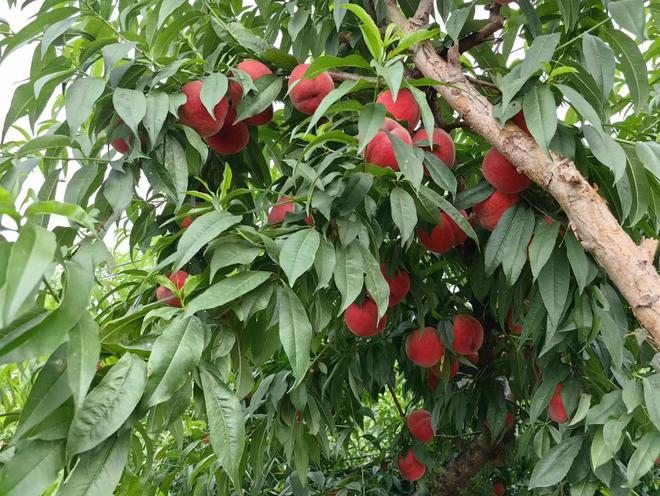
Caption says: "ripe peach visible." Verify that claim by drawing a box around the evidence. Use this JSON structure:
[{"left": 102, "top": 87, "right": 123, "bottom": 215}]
[
  {"left": 473, "top": 191, "right": 520, "bottom": 231},
  {"left": 506, "top": 308, "right": 522, "bottom": 335},
  {"left": 229, "top": 59, "right": 274, "bottom": 126},
  {"left": 156, "top": 270, "right": 188, "bottom": 307},
  {"left": 381, "top": 264, "right": 410, "bottom": 307},
  {"left": 376, "top": 89, "right": 420, "bottom": 131},
  {"left": 205, "top": 107, "right": 250, "bottom": 155},
  {"left": 406, "top": 327, "right": 445, "bottom": 368},
  {"left": 412, "top": 128, "right": 455, "bottom": 168},
  {"left": 288, "top": 63, "right": 334, "bottom": 115},
  {"left": 365, "top": 118, "right": 412, "bottom": 170},
  {"left": 468, "top": 353, "right": 479, "bottom": 364},
  {"left": 178, "top": 80, "right": 229, "bottom": 137},
  {"left": 482, "top": 148, "right": 531, "bottom": 193},
  {"left": 267, "top": 196, "right": 312, "bottom": 225},
  {"left": 418, "top": 210, "right": 468, "bottom": 254},
  {"left": 344, "top": 298, "right": 387, "bottom": 337},
  {"left": 111, "top": 137, "right": 130, "bottom": 154},
  {"left": 511, "top": 111, "right": 529, "bottom": 134},
  {"left": 493, "top": 481, "right": 506, "bottom": 496},
  {"left": 548, "top": 383, "right": 568, "bottom": 423},
  {"left": 398, "top": 449, "right": 426, "bottom": 481},
  {"left": 407, "top": 409, "right": 434, "bottom": 443},
  {"left": 453, "top": 315, "right": 484, "bottom": 356}
]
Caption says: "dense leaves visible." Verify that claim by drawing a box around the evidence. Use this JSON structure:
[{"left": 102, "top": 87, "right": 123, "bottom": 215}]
[{"left": 0, "top": 0, "right": 658, "bottom": 495}]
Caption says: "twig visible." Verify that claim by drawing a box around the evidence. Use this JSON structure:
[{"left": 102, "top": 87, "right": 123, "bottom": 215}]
[
  {"left": 466, "top": 76, "right": 500, "bottom": 91},
  {"left": 387, "top": 383, "right": 407, "bottom": 423},
  {"left": 439, "top": 3, "right": 503, "bottom": 57},
  {"left": 328, "top": 71, "right": 377, "bottom": 83}
]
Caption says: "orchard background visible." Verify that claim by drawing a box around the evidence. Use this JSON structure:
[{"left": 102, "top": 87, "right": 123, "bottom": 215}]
[{"left": 0, "top": 0, "right": 659, "bottom": 495}]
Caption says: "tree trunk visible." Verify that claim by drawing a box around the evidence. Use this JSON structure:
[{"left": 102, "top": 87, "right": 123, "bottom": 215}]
[{"left": 385, "top": 0, "right": 660, "bottom": 346}]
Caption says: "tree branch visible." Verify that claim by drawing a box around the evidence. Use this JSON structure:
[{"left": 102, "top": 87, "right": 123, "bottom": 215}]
[
  {"left": 412, "top": 0, "right": 435, "bottom": 25},
  {"left": 388, "top": 0, "right": 660, "bottom": 343},
  {"left": 329, "top": 70, "right": 377, "bottom": 83}
]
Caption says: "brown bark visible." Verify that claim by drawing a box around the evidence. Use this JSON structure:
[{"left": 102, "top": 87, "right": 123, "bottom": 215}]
[{"left": 385, "top": 0, "right": 660, "bottom": 345}]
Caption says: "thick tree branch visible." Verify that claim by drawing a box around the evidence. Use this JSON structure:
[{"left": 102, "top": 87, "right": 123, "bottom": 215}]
[
  {"left": 329, "top": 71, "right": 377, "bottom": 83},
  {"left": 385, "top": 2, "right": 660, "bottom": 341}
]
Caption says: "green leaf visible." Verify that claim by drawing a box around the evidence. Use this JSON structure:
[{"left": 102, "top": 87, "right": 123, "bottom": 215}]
[
  {"left": 306, "top": 80, "right": 359, "bottom": 132},
  {"left": 67, "top": 314, "right": 100, "bottom": 410},
  {"left": 112, "top": 88, "right": 146, "bottom": 138},
  {"left": 235, "top": 75, "right": 282, "bottom": 123},
  {"left": 102, "top": 169, "right": 134, "bottom": 216},
  {"left": 424, "top": 152, "right": 457, "bottom": 197},
  {"left": 538, "top": 248, "right": 570, "bottom": 328},
  {"left": 520, "top": 33, "right": 561, "bottom": 81},
  {"left": 67, "top": 353, "right": 147, "bottom": 457},
  {"left": 279, "top": 229, "right": 321, "bottom": 286},
  {"left": 14, "top": 345, "right": 71, "bottom": 439},
  {"left": 174, "top": 210, "right": 242, "bottom": 270},
  {"left": 303, "top": 54, "right": 371, "bottom": 77},
  {"left": 408, "top": 85, "right": 435, "bottom": 155},
  {"left": 277, "top": 286, "right": 313, "bottom": 387},
  {"left": 642, "top": 374, "right": 660, "bottom": 431},
  {"left": 529, "top": 435, "right": 583, "bottom": 488},
  {"left": 357, "top": 103, "right": 386, "bottom": 154},
  {"left": 636, "top": 141, "right": 660, "bottom": 182},
  {"left": 24, "top": 200, "right": 95, "bottom": 229},
  {"left": 143, "top": 91, "right": 169, "bottom": 146},
  {"left": 591, "top": 427, "right": 616, "bottom": 468},
  {"left": 185, "top": 271, "right": 271, "bottom": 314},
  {"left": 391, "top": 134, "right": 423, "bottom": 190},
  {"left": 143, "top": 316, "right": 204, "bottom": 408},
  {"left": 200, "top": 72, "right": 228, "bottom": 118},
  {"left": 626, "top": 431, "right": 660, "bottom": 486},
  {"left": 0, "top": 439, "right": 65, "bottom": 496},
  {"left": 556, "top": 83, "right": 603, "bottom": 130},
  {"left": 16, "top": 134, "right": 73, "bottom": 158},
  {"left": 342, "top": 4, "right": 383, "bottom": 61},
  {"left": 583, "top": 124, "right": 627, "bottom": 183},
  {"left": 200, "top": 368, "right": 245, "bottom": 488},
  {"left": 158, "top": 0, "right": 187, "bottom": 28},
  {"left": 568, "top": 393, "right": 592, "bottom": 426},
  {"left": 209, "top": 239, "right": 261, "bottom": 280},
  {"left": 314, "top": 238, "right": 336, "bottom": 290},
  {"left": 570, "top": 481, "right": 598, "bottom": 496},
  {"left": 58, "top": 431, "right": 131, "bottom": 496},
  {"left": 2, "top": 222, "right": 56, "bottom": 325},
  {"left": 65, "top": 77, "right": 105, "bottom": 134},
  {"left": 418, "top": 185, "right": 478, "bottom": 244},
  {"left": 601, "top": 30, "right": 649, "bottom": 113},
  {"left": 528, "top": 220, "right": 560, "bottom": 280},
  {"left": 446, "top": 7, "right": 471, "bottom": 42},
  {"left": 162, "top": 137, "right": 188, "bottom": 209},
  {"left": 333, "top": 241, "right": 364, "bottom": 312},
  {"left": 523, "top": 85, "right": 557, "bottom": 154},
  {"left": 375, "top": 62, "right": 404, "bottom": 100},
  {"left": 360, "top": 247, "right": 389, "bottom": 320},
  {"left": 484, "top": 205, "right": 534, "bottom": 282},
  {"left": 557, "top": 0, "right": 579, "bottom": 32},
  {"left": 564, "top": 232, "right": 589, "bottom": 293},
  {"left": 581, "top": 34, "right": 616, "bottom": 100},
  {"left": 389, "top": 28, "right": 439, "bottom": 58},
  {"left": 608, "top": 0, "right": 645, "bottom": 40},
  {"left": 390, "top": 187, "right": 417, "bottom": 245}
]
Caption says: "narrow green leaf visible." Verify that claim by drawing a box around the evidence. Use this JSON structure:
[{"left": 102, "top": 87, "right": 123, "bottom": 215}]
[
  {"left": 185, "top": 271, "right": 271, "bottom": 314},
  {"left": 200, "top": 368, "right": 245, "bottom": 488},
  {"left": 162, "top": 138, "right": 188, "bottom": 209},
  {"left": 158, "top": 0, "right": 187, "bottom": 28},
  {"left": 642, "top": 374, "right": 660, "bottom": 431},
  {"left": 601, "top": 30, "right": 649, "bottom": 112},
  {"left": 609, "top": 0, "right": 645, "bottom": 40},
  {"left": 67, "top": 314, "right": 100, "bottom": 410},
  {"left": 306, "top": 80, "right": 358, "bottom": 132},
  {"left": 529, "top": 435, "right": 583, "bottom": 488},
  {"left": 342, "top": 4, "right": 383, "bottom": 61},
  {"left": 314, "top": 238, "right": 336, "bottom": 290},
  {"left": 390, "top": 187, "right": 417, "bottom": 245},
  {"left": 391, "top": 134, "right": 423, "bottom": 191},
  {"left": 523, "top": 85, "right": 557, "bottom": 154},
  {"left": 277, "top": 286, "right": 313, "bottom": 387},
  {"left": 528, "top": 220, "right": 560, "bottom": 280},
  {"left": 209, "top": 239, "right": 261, "bottom": 281},
  {"left": 357, "top": 103, "right": 386, "bottom": 154},
  {"left": 200, "top": 72, "right": 228, "bottom": 118},
  {"left": 65, "top": 77, "right": 105, "bottom": 134},
  {"left": 143, "top": 91, "right": 169, "bottom": 145},
  {"left": 0, "top": 439, "right": 65, "bottom": 496},
  {"left": 565, "top": 232, "right": 589, "bottom": 293},
  {"left": 418, "top": 185, "right": 478, "bottom": 243},
  {"left": 446, "top": 7, "right": 471, "bottom": 42},
  {"left": 112, "top": 88, "right": 146, "bottom": 137},
  {"left": 581, "top": 34, "right": 616, "bottom": 99},
  {"left": 556, "top": 83, "right": 603, "bottom": 130},
  {"left": 360, "top": 247, "right": 389, "bottom": 320},
  {"left": 279, "top": 229, "right": 321, "bottom": 286},
  {"left": 333, "top": 242, "right": 364, "bottom": 312},
  {"left": 626, "top": 432, "right": 660, "bottom": 486},
  {"left": 67, "top": 353, "right": 146, "bottom": 457},
  {"left": 143, "top": 316, "right": 204, "bottom": 408},
  {"left": 583, "top": 124, "right": 627, "bottom": 183},
  {"left": 174, "top": 210, "right": 242, "bottom": 270},
  {"left": 520, "top": 33, "right": 561, "bottom": 80},
  {"left": 235, "top": 75, "right": 282, "bottom": 123},
  {"left": 538, "top": 248, "right": 570, "bottom": 327}
]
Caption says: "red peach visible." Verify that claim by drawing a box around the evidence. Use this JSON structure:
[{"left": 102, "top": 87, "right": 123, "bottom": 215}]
[
  {"left": 365, "top": 118, "right": 412, "bottom": 170},
  {"left": 230, "top": 60, "right": 274, "bottom": 126},
  {"left": 482, "top": 148, "right": 531, "bottom": 193},
  {"left": 376, "top": 89, "right": 420, "bottom": 131},
  {"left": 406, "top": 409, "right": 434, "bottom": 443},
  {"left": 473, "top": 191, "right": 520, "bottom": 231},
  {"left": 156, "top": 270, "right": 188, "bottom": 307},
  {"left": 268, "top": 196, "right": 296, "bottom": 224},
  {"left": 344, "top": 298, "right": 387, "bottom": 338},
  {"left": 548, "top": 383, "right": 568, "bottom": 423},
  {"left": 511, "top": 111, "right": 529, "bottom": 134},
  {"left": 412, "top": 128, "right": 456, "bottom": 168},
  {"left": 406, "top": 327, "right": 445, "bottom": 368},
  {"left": 178, "top": 80, "right": 229, "bottom": 137},
  {"left": 428, "top": 360, "right": 458, "bottom": 390},
  {"left": 453, "top": 315, "right": 484, "bottom": 356},
  {"left": 381, "top": 264, "right": 410, "bottom": 307},
  {"left": 506, "top": 308, "right": 523, "bottom": 335},
  {"left": 288, "top": 63, "right": 335, "bottom": 115},
  {"left": 493, "top": 481, "right": 506, "bottom": 496},
  {"left": 398, "top": 449, "right": 426, "bottom": 481},
  {"left": 205, "top": 107, "right": 249, "bottom": 155},
  {"left": 181, "top": 216, "right": 194, "bottom": 229}
]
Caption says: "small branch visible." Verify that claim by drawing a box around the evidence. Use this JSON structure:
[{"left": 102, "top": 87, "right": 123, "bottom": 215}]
[
  {"left": 441, "top": 121, "right": 471, "bottom": 132},
  {"left": 466, "top": 76, "right": 500, "bottom": 92},
  {"left": 387, "top": 383, "right": 407, "bottom": 423},
  {"left": 328, "top": 71, "right": 377, "bottom": 83},
  {"left": 439, "top": 3, "right": 503, "bottom": 57}
]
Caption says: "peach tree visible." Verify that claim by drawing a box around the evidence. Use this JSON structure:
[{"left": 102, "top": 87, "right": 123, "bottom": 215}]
[{"left": 0, "top": 0, "right": 659, "bottom": 494}]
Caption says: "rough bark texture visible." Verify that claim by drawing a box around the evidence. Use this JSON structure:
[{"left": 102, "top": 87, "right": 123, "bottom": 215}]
[{"left": 386, "top": 0, "right": 660, "bottom": 345}]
